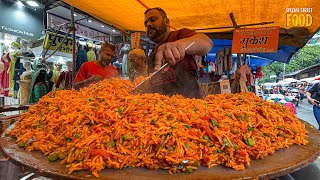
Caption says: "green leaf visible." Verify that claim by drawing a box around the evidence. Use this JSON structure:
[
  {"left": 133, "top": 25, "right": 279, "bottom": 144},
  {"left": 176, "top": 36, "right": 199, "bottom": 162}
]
[
  {"left": 18, "top": 142, "right": 26, "bottom": 147},
  {"left": 203, "top": 135, "right": 209, "bottom": 141},
  {"left": 168, "top": 146, "right": 174, "bottom": 152},
  {"left": 123, "top": 134, "right": 131, "bottom": 140},
  {"left": 118, "top": 107, "right": 124, "bottom": 113},
  {"left": 35, "top": 120, "right": 40, "bottom": 125},
  {"left": 192, "top": 107, "right": 197, "bottom": 112},
  {"left": 151, "top": 119, "right": 157, "bottom": 125},
  {"left": 248, "top": 126, "right": 255, "bottom": 132},
  {"left": 187, "top": 168, "right": 193, "bottom": 173},
  {"left": 211, "top": 120, "right": 219, "bottom": 127},
  {"left": 75, "top": 134, "right": 81, "bottom": 138},
  {"left": 65, "top": 137, "right": 72, "bottom": 142},
  {"left": 185, "top": 125, "right": 192, "bottom": 129},
  {"left": 217, "top": 149, "right": 223, "bottom": 154},
  {"left": 88, "top": 98, "right": 93, "bottom": 102},
  {"left": 245, "top": 138, "right": 255, "bottom": 146},
  {"left": 258, "top": 103, "right": 263, "bottom": 107},
  {"left": 225, "top": 113, "right": 231, "bottom": 117},
  {"left": 185, "top": 143, "right": 190, "bottom": 150},
  {"left": 133, "top": 99, "right": 138, "bottom": 104},
  {"left": 223, "top": 139, "right": 231, "bottom": 147}
]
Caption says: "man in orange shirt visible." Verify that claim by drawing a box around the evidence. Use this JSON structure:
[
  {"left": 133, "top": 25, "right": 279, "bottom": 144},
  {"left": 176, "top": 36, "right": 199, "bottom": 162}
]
[{"left": 74, "top": 42, "right": 118, "bottom": 89}]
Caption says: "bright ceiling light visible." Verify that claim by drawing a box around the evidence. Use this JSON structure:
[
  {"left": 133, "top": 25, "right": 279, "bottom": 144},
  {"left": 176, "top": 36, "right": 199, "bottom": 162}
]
[
  {"left": 88, "top": 20, "right": 92, "bottom": 23},
  {"left": 16, "top": 1, "right": 24, "bottom": 6},
  {"left": 112, "top": 30, "right": 116, "bottom": 32},
  {"left": 26, "top": 1, "right": 39, "bottom": 7},
  {"left": 101, "top": 25, "right": 104, "bottom": 27},
  {"left": 73, "top": 13, "right": 77, "bottom": 16}
]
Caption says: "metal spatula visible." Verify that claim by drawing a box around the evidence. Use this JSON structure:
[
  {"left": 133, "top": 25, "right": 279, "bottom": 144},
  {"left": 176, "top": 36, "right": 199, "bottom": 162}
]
[{"left": 133, "top": 42, "right": 195, "bottom": 93}]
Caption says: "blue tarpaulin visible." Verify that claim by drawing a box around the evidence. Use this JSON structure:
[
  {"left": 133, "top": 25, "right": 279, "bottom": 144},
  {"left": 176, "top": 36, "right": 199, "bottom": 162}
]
[{"left": 207, "top": 39, "right": 300, "bottom": 68}]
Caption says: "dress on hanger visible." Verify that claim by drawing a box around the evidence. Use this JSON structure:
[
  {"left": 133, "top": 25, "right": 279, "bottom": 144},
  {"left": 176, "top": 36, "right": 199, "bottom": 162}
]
[
  {"left": 0, "top": 53, "right": 11, "bottom": 96},
  {"left": 52, "top": 68, "right": 62, "bottom": 90},
  {"left": 87, "top": 50, "right": 96, "bottom": 62},
  {"left": 8, "top": 51, "right": 18, "bottom": 97},
  {"left": 121, "top": 45, "right": 130, "bottom": 75},
  {"left": 76, "top": 46, "right": 88, "bottom": 72},
  {"left": 55, "top": 71, "right": 72, "bottom": 90}
]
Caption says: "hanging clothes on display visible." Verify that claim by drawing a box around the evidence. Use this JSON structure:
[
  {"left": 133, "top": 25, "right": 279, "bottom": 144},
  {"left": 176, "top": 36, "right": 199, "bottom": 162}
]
[
  {"left": 52, "top": 64, "right": 62, "bottom": 90},
  {"left": 87, "top": 41, "right": 96, "bottom": 62},
  {"left": 76, "top": 45, "right": 88, "bottom": 73},
  {"left": 55, "top": 62, "right": 72, "bottom": 90},
  {"left": 255, "top": 67, "right": 263, "bottom": 79},
  {"left": 215, "top": 49, "right": 224, "bottom": 75},
  {"left": 55, "top": 71, "right": 72, "bottom": 90},
  {"left": 226, "top": 48, "right": 233, "bottom": 71},
  {"left": 87, "top": 49, "right": 96, "bottom": 62},
  {"left": 8, "top": 46, "right": 19, "bottom": 97},
  {"left": 116, "top": 43, "right": 124, "bottom": 63},
  {"left": 121, "top": 44, "right": 130, "bottom": 76},
  {"left": 47, "top": 67, "right": 54, "bottom": 92},
  {"left": 0, "top": 48, "right": 11, "bottom": 96},
  {"left": 18, "top": 61, "right": 33, "bottom": 105},
  {"left": 13, "top": 52, "right": 35, "bottom": 96}
]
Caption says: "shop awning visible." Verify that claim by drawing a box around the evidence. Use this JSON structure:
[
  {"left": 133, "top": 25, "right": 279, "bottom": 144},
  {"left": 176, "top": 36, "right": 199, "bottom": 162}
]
[{"left": 64, "top": 0, "right": 320, "bottom": 47}]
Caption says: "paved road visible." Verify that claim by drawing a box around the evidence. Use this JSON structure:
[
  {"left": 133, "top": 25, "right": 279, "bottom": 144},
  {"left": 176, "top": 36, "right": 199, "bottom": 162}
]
[{"left": 296, "top": 99, "right": 319, "bottom": 129}]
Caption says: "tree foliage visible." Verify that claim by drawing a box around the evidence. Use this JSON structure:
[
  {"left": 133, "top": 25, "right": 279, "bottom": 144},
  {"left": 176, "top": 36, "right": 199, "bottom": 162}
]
[{"left": 260, "top": 45, "right": 320, "bottom": 83}]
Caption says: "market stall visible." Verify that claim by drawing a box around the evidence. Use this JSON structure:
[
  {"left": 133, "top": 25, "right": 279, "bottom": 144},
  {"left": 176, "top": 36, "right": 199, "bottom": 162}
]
[{"left": 1, "top": 0, "right": 320, "bottom": 179}]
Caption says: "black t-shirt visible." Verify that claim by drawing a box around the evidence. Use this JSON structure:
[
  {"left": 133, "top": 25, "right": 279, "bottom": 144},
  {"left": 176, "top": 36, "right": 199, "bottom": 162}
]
[
  {"left": 147, "top": 29, "right": 201, "bottom": 99},
  {"left": 308, "top": 83, "right": 320, "bottom": 101}
]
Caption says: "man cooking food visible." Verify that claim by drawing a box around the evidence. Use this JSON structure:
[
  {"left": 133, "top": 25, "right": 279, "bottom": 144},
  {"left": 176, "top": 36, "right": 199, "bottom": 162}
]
[{"left": 144, "top": 7, "right": 213, "bottom": 98}]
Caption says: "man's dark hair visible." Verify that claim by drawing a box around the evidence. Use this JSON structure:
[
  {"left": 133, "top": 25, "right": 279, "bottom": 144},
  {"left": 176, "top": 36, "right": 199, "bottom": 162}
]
[
  {"left": 144, "top": 7, "right": 168, "bottom": 18},
  {"left": 100, "top": 42, "right": 115, "bottom": 52}
]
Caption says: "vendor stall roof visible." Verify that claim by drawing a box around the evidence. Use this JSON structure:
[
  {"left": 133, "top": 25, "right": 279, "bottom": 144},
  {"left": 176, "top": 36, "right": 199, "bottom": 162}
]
[{"left": 64, "top": 0, "right": 320, "bottom": 47}]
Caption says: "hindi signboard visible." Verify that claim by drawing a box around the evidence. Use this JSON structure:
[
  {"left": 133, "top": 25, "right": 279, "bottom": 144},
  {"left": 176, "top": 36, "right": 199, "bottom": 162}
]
[
  {"left": 232, "top": 26, "right": 280, "bottom": 53},
  {"left": 43, "top": 32, "right": 73, "bottom": 54}
]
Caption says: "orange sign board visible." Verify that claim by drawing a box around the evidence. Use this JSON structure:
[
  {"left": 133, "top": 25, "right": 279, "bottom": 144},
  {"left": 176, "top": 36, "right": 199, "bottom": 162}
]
[{"left": 232, "top": 26, "right": 280, "bottom": 53}]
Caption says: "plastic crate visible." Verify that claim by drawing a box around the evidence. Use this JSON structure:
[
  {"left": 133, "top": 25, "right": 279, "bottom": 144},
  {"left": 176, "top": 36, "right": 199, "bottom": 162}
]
[{"left": 0, "top": 114, "right": 20, "bottom": 134}]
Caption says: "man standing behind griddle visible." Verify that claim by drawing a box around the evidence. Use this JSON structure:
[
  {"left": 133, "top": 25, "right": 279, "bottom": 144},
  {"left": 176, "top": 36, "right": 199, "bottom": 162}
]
[{"left": 144, "top": 7, "right": 213, "bottom": 98}]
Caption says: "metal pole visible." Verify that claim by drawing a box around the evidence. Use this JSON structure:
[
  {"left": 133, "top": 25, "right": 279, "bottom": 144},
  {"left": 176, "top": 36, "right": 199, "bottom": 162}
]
[
  {"left": 70, "top": 6, "right": 77, "bottom": 87},
  {"left": 283, "top": 63, "right": 286, "bottom": 81}
]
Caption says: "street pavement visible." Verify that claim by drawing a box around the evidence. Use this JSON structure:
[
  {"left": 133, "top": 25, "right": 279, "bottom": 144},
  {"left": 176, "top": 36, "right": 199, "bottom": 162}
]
[
  {"left": 296, "top": 99, "right": 319, "bottom": 129},
  {"left": 276, "top": 98, "right": 320, "bottom": 180}
]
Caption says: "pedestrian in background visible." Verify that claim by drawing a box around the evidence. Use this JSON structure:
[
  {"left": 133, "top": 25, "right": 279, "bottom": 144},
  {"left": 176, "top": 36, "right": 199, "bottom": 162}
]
[{"left": 306, "top": 82, "right": 320, "bottom": 130}]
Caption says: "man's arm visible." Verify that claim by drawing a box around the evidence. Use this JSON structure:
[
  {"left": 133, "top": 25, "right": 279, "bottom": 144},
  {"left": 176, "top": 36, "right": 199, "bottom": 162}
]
[
  {"left": 154, "top": 32, "right": 213, "bottom": 69},
  {"left": 177, "top": 33, "right": 213, "bottom": 56},
  {"left": 306, "top": 83, "right": 318, "bottom": 105},
  {"left": 73, "top": 77, "right": 96, "bottom": 90}
]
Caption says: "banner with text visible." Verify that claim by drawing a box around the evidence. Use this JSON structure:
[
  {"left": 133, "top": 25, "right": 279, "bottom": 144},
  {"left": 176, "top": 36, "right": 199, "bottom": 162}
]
[
  {"left": 43, "top": 32, "right": 73, "bottom": 54},
  {"left": 47, "top": 14, "right": 108, "bottom": 42},
  {"left": 232, "top": 26, "right": 280, "bottom": 53}
]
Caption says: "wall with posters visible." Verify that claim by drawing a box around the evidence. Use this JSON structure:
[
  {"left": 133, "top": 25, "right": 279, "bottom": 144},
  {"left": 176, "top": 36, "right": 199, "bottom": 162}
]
[{"left": 0, "top": 0, "right": 44, "bottom": 40}]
